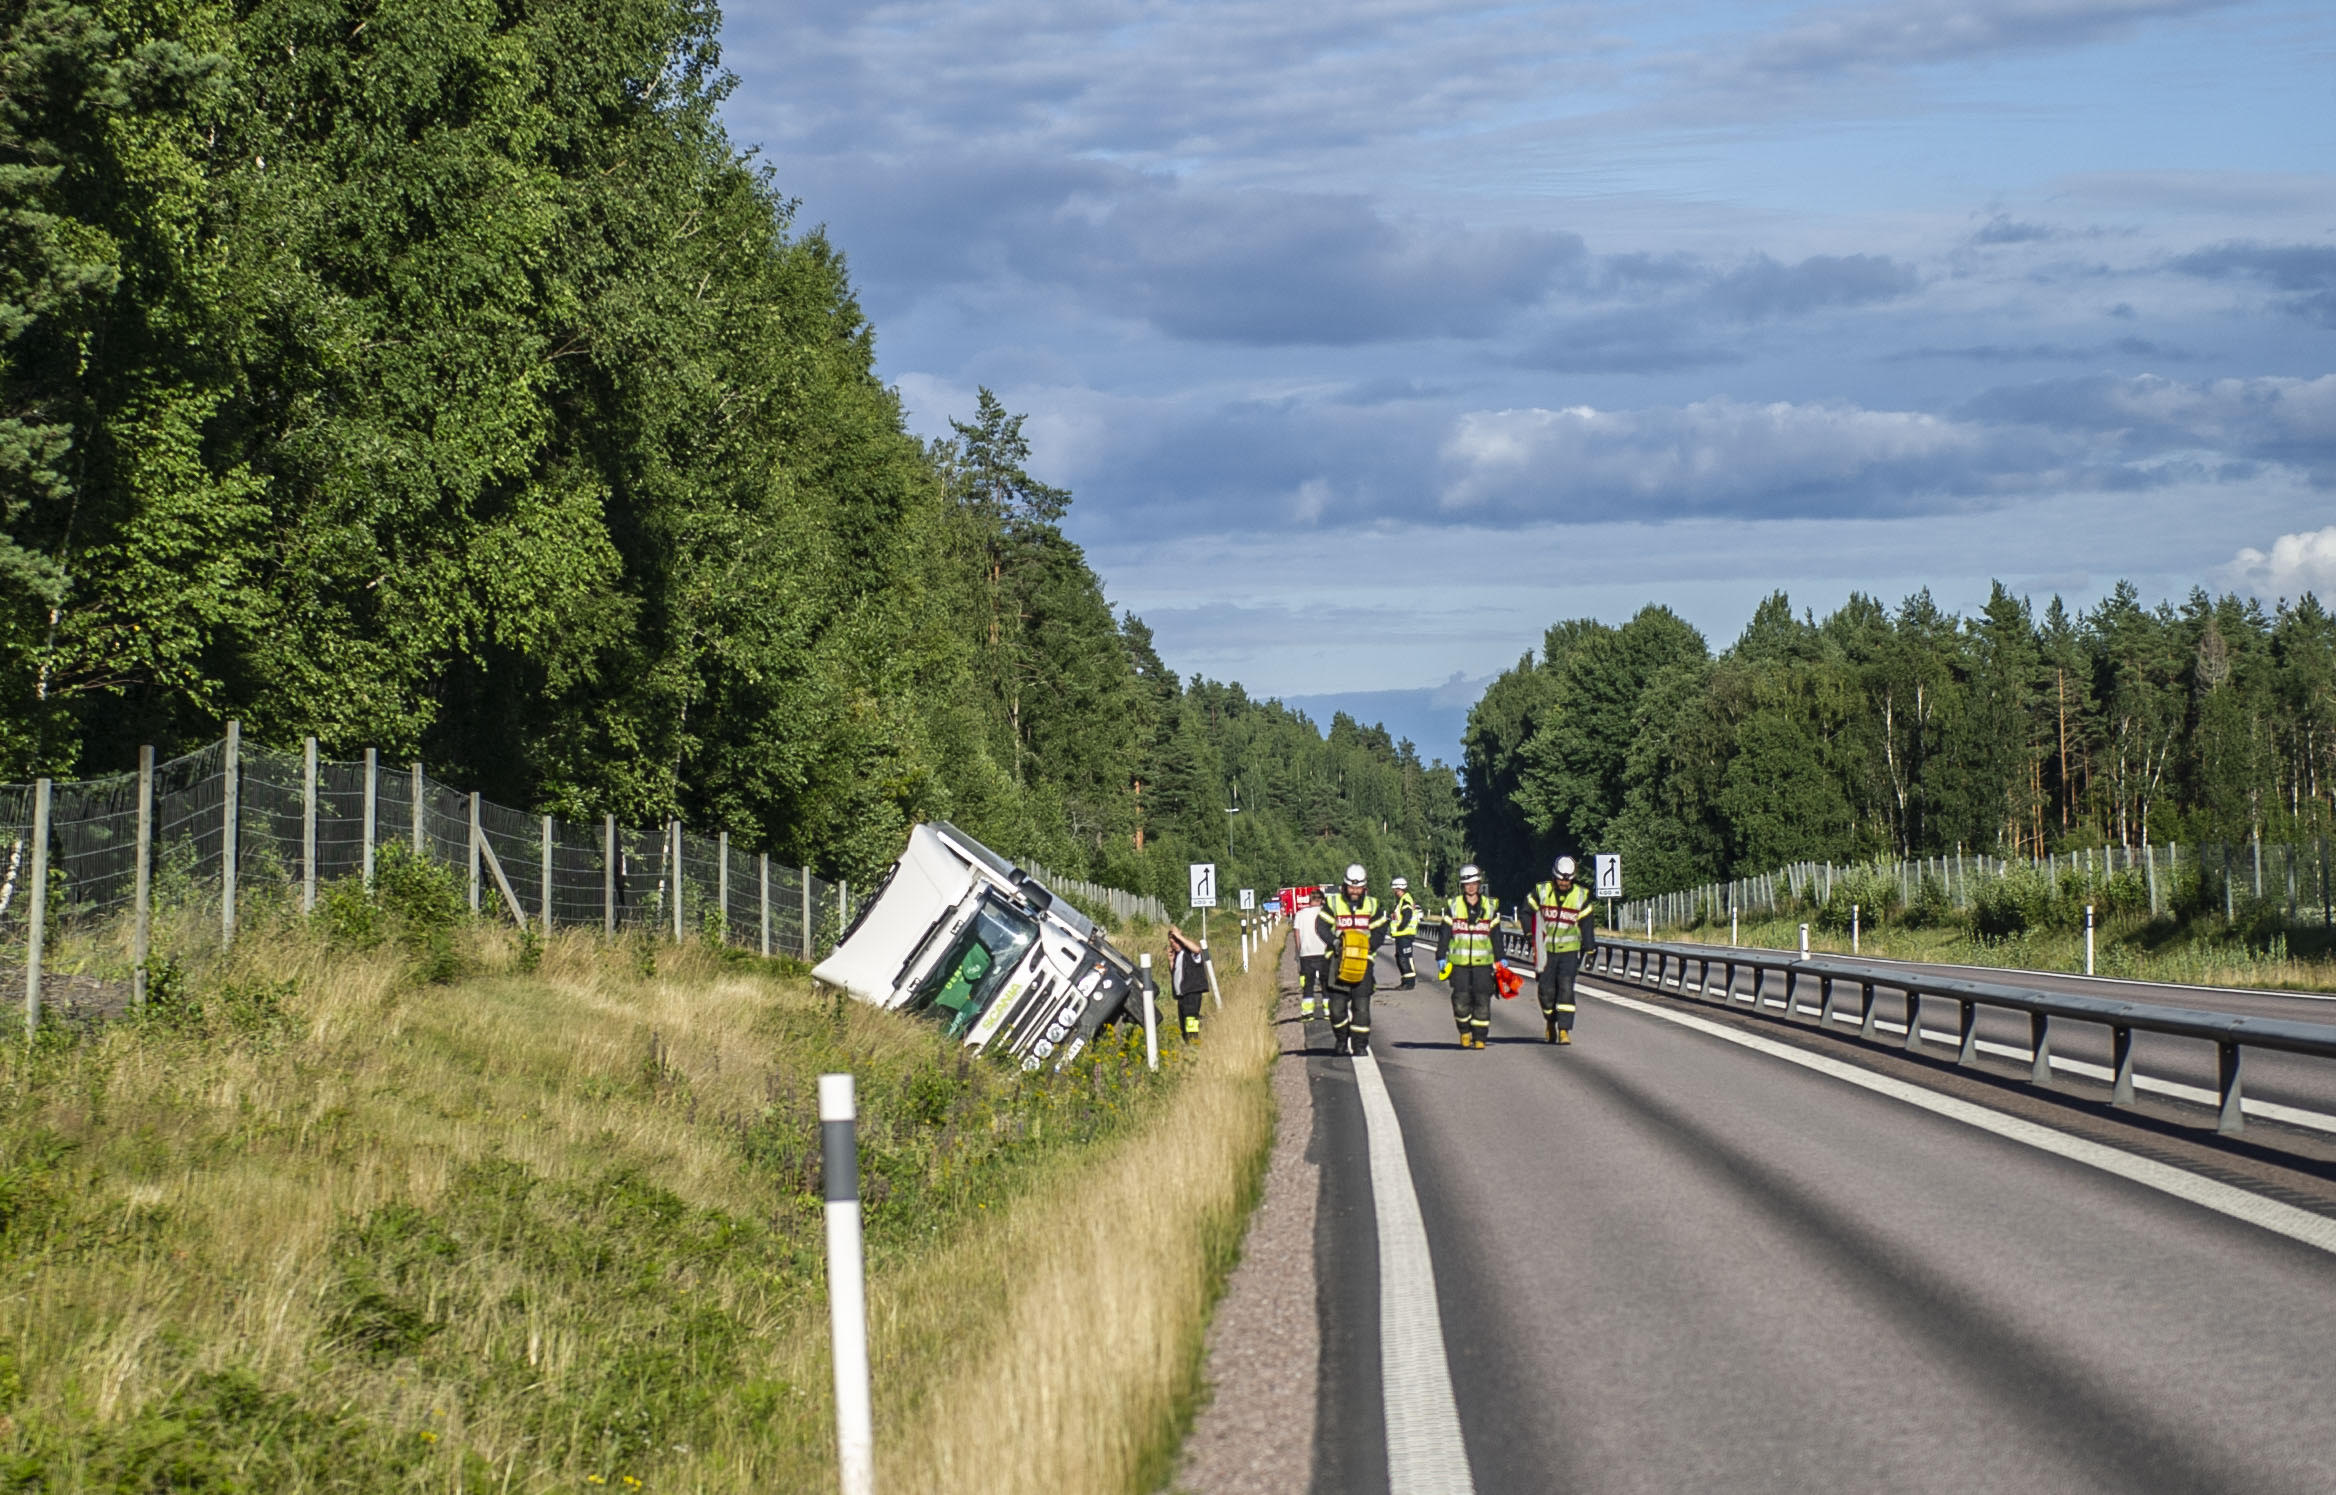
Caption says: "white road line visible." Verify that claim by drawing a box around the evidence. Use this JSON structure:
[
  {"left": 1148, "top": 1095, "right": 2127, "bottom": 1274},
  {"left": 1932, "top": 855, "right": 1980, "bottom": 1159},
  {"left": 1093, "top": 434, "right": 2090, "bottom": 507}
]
[
  {"left": 1675, "top": 984, "right": 2336, "bottom": 1134},
  {"left": 1353, "top": 1053, "right": 1477, "bottom": 1495},
  {"left": 1586, "top": 987, "right": 2336, "bottom": 1259}
]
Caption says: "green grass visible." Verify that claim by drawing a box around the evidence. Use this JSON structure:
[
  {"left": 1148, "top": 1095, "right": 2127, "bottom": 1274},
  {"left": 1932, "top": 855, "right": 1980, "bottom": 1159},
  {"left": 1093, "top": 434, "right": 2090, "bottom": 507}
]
[{"left": 0, "top": 874, "right": 1197, "bottom": 1493}]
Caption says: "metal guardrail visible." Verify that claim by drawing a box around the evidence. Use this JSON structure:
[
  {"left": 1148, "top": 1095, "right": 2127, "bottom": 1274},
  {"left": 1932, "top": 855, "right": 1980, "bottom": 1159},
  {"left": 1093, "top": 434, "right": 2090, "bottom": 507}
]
[{"left": 1493, "top": 927, "right": 2336, "bottom": 1136}]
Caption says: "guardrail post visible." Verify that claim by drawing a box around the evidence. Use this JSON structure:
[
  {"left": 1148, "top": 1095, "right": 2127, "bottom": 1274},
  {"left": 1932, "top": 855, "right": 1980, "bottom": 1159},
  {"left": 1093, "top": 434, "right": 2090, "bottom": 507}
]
[
  {"left": 819, "top": 1074, "right": 876, "bottom": 1495},
  {"left": 1860, "top": 981, "right": 1880, "bottom": 1041},
  {"left": 301, "top": 738, "right": 317, "bottom": 913},
  {"left": 2217, "top": 1043, "right": 2245, "bottom": 1134},
  {"left": 1903, "top": 989, "right": 1924, "bottom": 1053},
  {"left": 2110, "top": 1025, "right": 2135, "bottom": 1105},
  {"left": 1722, "top": 960, "right": 1737, "bottom": 1002},
  {"left": 133, "top": 748, "right": 153, "bottom": 1009},
  {"left": 221, "top": 720, "right": 239, "bottom": 950},
  {"left": 2029, "top": 1012, "right": 2052, "bottom": 1085},
  {"left": 25, "top": 778, "right": 49, "bottom": 1040},
  {"left": 362, "top": 748, "right": 378, "bottom": 887},
  {"left": 1818, "top": 975, "right": 1835, "bottom": 1026},
  {"left": 1783, "top": 965, "right": 1798, "bottom": 1013},
  {"left": 1957, "top": 1000, "right": 1979, "bottom": 1065},
  {"left": 1750, "top": 965, "right": 1766, "bottom": 1011}
]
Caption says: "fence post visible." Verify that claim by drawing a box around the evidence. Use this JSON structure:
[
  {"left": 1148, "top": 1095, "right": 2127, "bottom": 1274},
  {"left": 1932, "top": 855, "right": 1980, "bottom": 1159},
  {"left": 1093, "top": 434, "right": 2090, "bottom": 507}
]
[
  {"left": 2145, "top": 842, "right": 2159, "bottom": 916},
  {"left": 1139, "top": 953, "right": 1159, "bottom": 1072},
  {"left": 362, "top": 748, "right": 378, "bottom": 887},
  {"left": 670, "top": 821, "right": 683, "bottom": 941},
  {"left": 221, "top": 720, "right": 239, "bottom": 950},
  {"left": 411, "top": 761, "right": 424, "bottom": 855},
  {"left": 468, "top": 793, "right": 482, "bottom": 914},
  {"left": 802, "top": 865, "right": 813, "bottom": 959},
  {"left": 718, "top": 830, "right": 730, "bottom": 946},
  {"left": 819, "top": 1073, "right": 876, "bottom": 1495},
  {"left": 25, "top": 778, "right": 49, "bottom": 1040},
  {"left": 133, "top": 747, "right": 153, "bottom": 1008},
  {"left": 301, "top": 738, "right": 318, "bottom": 913},
  {"left": 541, "top": 814, "right": 554, "bottom": 938},
  {"left": 759, "top": 852, "right": 771, "bottom": 957},
  {"left": 603, "top": 814, "right": 617, "bottom": 936}
]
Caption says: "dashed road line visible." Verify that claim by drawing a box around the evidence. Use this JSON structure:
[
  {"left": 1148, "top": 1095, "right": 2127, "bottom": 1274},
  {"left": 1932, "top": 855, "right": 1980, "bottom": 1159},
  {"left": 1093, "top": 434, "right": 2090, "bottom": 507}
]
[{"left": 1353, "top": 1052, "right": 1477, "bottom": 1495}]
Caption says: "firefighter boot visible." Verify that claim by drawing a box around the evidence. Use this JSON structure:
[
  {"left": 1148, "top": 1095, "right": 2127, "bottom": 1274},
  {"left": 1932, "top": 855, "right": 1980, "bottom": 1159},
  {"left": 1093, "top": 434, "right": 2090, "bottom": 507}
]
[
  {"left": 1558, "top": 1029, "right": 1573, "bottom": 1046},
  {"left": 1545, "top": 1013, "right": 1557, "bottom": 1044}
]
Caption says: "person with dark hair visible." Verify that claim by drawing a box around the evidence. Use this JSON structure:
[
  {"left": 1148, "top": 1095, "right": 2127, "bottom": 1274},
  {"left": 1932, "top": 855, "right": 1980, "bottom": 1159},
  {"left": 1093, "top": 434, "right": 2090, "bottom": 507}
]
[{"left": 1165, "top": 925, "right": 1212, "bottom": 1042}]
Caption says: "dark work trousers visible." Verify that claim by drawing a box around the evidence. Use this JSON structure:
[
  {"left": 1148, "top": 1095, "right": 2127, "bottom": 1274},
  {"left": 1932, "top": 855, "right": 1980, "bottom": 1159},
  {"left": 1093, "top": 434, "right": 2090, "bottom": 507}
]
[
  {"left": 1448, "top": 963, "right": 1495, "bottom": 1043},
  {"left": 1327, "top": 974, "right": 1375, "bottom": 1051},
  {"left": 1539, "top": 952, "right": 1582, "bottom": 1033},
  {"left": 1392, "top": 935, "right": 1416, "bottom": 984},
  {"left": 1300, "top": 955, "right": 1327, "bottom": 1011}
]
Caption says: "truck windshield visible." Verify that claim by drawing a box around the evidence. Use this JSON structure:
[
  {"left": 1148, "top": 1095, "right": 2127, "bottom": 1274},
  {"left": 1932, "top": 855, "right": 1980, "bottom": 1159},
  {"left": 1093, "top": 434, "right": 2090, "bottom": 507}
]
[{"left": 908, "top": 897, "right": 1040, "bottom": 1039}]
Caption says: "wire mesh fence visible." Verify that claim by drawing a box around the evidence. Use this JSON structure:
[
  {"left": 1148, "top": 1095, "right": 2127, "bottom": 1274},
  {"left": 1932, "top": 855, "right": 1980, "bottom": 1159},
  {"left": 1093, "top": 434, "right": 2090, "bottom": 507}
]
[
  {"left": 1619, "top": 836, "right": 2336, "bottom": 934},
  {"left": 0, "top": 729, "right": 848, "bottom": 977}
]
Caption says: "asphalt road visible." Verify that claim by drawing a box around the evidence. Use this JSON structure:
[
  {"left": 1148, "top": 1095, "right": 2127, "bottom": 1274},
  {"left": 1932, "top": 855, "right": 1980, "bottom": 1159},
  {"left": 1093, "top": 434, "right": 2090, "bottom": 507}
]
[
  {"left": 1574, "top": 939, "right": 2336, "bottom": 1130},
  {"left": 1305, "top": 957, "right": 2336, "bottom": 1495}
]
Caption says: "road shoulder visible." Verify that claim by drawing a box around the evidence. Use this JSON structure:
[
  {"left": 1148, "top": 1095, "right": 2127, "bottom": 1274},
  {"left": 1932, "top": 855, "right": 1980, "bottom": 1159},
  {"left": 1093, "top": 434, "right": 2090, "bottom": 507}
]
[{"left": 1174, "top": 947, "right": 1321, "bottom": 1495}]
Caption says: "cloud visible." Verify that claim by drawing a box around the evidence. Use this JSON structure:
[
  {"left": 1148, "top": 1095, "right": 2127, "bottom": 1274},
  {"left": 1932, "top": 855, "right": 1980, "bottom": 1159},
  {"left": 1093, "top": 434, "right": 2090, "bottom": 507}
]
[
  {"left": 1435, "top": 399, "right": 2039, "bottom": 520},
  {"left": 1973, "top": 215, "right": 2057, "bottom": 245},
  {"left": 2224, "top": 525, "right": 2336, "bottom": 604},
  {"left": 1718, "top": 0, "right": 2244, "bottom": 80},
  {"left": 1886, "top": 337, "right": 2189, "bottom": 363},
  {"left": 1960, "top": 373, "right": 2336, "bottom": 479},
  {"left": 1704, "top": 253, "right": 1919, "bottom": 319},
  {"left": 2170, "top": 241, "right": 2336, "bottom": 327}
]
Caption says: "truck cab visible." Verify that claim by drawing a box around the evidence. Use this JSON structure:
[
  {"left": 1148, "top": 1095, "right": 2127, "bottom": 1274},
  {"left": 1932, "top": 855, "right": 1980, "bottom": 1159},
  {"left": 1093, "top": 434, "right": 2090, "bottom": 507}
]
[{"left": 812, "top": 822, "right": 1140, "bottom": 1071}]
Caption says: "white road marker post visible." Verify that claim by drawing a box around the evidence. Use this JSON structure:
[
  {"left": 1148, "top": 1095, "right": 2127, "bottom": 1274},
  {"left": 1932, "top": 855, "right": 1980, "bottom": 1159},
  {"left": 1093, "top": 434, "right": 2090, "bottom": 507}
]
[
  {"left": 1202, "top": 941, "right": 1224, "bottom": 1011},
  {"left": 1731, "top": 904, "right": 1739, "bottom": 948},
  {"left": 820, "top": 1074, "right": 875, "bottom": 1495},
  {"left": 1139, "top": 954, "right": 1160, "bottom": 1072},
  {"left": 1852, "top": 903, "right": 1860, "bottom": 954},
  {"left": 1800, "top": 922, "right": 1810, "bottom": 959},
  {"left": 2086, "top": 903, "right": 2096, "bottom": 977}
]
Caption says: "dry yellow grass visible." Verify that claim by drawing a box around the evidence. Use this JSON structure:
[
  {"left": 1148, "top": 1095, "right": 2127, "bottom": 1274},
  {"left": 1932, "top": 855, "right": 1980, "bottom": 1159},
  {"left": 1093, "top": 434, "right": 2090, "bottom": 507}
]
[{"left": 1, "top": 895, "right": 1280, "bottom": 1493}]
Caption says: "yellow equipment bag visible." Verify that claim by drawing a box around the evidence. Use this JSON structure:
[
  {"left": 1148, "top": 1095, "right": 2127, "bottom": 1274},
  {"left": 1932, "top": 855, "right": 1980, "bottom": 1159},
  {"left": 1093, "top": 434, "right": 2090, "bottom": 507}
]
[{"left": 1335, "top": 928, "right": 1372, "bottom": 985}]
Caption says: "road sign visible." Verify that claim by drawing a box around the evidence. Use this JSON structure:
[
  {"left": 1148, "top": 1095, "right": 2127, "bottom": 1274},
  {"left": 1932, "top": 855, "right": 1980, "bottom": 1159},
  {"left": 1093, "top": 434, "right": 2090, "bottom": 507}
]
[
  {"left": 1189, "top": 863, "right": 1218, "bottom": 908},
  {"left": 1594, "top": 853, "right": 1623, "bottom": 899},
  {"left": 1239, "top": 887, "right": 1256, "bottom": 911}
]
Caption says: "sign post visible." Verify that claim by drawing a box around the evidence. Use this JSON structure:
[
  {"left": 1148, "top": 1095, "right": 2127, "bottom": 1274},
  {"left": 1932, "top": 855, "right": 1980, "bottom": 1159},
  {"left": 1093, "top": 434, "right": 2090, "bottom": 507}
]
[{"left": 1190, "top": 862, "right": 1217, "bottom": 944}]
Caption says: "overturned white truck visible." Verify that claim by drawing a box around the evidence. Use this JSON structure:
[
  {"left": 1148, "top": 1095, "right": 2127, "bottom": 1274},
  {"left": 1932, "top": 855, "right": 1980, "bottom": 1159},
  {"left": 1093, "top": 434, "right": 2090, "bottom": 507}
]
[{"left": 812, "top": 822, "right": 1142, "bottom": 1071}]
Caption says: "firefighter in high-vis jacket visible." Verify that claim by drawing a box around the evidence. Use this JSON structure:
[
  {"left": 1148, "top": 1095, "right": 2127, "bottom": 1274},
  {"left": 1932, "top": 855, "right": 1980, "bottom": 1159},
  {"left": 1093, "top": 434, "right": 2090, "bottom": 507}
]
[
  {"left": 1441, "top": 864, "right": 1499, "bottom": 1049},
  {"left": 1387, "top": 876, "right": 1421, "bottom": 989},
  {"left": 1530, "top": 855, "right": 1596, "bottom": 1044},
  {"left": 1313, "top": 864, "right": 1387, "bottom": 1056}
]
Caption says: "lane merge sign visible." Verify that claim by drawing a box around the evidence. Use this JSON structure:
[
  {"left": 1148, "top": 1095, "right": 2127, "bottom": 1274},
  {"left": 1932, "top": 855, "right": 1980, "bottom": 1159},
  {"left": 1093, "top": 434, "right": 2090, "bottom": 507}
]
[
  {"left": 1594, "top": 853, "right": 1623, "bottom": 900},
  {"left": 1189, "top": 863, "right": 1218, "bottom": 908},
  {"left": 1239, "top": 887, "right": 1256, "bottom": 911}
]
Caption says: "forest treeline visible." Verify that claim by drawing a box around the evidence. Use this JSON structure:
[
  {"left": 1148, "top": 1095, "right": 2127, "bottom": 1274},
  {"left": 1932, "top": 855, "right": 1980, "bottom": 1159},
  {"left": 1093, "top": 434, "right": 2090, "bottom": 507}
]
[
  {"left": 0, "top": 0, "right": 1458, "bottom": 897},
  {"left": 1465, "top": 584, "right": 2336, "bottom": 901}
]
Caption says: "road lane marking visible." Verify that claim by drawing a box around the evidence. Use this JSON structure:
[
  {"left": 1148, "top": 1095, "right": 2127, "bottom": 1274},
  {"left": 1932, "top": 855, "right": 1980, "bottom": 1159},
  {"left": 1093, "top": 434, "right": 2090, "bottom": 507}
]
[
  {"left": 1653, "top": 987, "right": 2336, "bottom": 1133},
  {"left": 1353, "top": 1053, "right": 1477, "bottom": 1495},
  {"left": 1586, "top": 987, "right": 2336, "bottom": 1258}
]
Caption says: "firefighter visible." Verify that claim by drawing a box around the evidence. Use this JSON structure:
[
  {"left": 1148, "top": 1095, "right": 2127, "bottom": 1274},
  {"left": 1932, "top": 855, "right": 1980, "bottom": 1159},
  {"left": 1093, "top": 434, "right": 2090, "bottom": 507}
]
[
  {"left": 1166, "top": 925, "right": 1211, "bottom": 1041},
  {"left": 1314, "top": 864, "right": 1386, "bottom": 1056},
  {"left": 1387, "top": 876, "right": 1421, "bottom": 989},
  {"left": 1530, "top": 855, "right": 1596, "bottom": 1044},
  {"left": 1294, "top": 889, "right": 1329, "bottom": 1018},
  {"left": 1442, "top": 864, "right": 1499, "bottom": 1049}
]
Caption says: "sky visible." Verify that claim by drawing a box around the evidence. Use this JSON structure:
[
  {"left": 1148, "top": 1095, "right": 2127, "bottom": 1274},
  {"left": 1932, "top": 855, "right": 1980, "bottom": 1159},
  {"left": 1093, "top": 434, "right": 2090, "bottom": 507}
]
[{"left": 717, "top": 0, "right": 2336, "bottom": 763}]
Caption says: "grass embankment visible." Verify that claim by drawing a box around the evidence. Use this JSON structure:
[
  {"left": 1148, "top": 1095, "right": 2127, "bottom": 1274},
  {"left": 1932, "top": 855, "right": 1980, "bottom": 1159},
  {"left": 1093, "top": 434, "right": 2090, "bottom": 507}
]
[
  {"left": 0, "top": 870, "right": 1279, "bottom": 1493},
  {"left": 1652, "top": 914, "right": 2336, "bottom": 994}
]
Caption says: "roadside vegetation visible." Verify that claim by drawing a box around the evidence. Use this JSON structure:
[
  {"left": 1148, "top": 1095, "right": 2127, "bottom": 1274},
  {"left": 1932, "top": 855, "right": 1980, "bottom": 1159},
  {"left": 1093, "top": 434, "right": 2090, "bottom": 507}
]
[
  {"left": 0, "top": 868, "right": 1277, "bottom": 1492},
  {"left": 1648, "top": 858, "right": 2336, "bottom": 993}
]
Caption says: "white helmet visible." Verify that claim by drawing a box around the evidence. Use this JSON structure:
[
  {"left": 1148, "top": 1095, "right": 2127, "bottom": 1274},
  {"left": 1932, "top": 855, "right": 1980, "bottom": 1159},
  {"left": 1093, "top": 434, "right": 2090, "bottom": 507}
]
[
  {"left": 1554, "top": 856, "right": 1577, "bottom": 878},
  {"left": 1459, "top": 863, "right": 1483, "bottom": 883},
  {"left": 1391, "top": 876, "right": 1409, "bottom": 891},
  {"left": 1343, "top": 863, "right": 1367, "bottom": 885}
]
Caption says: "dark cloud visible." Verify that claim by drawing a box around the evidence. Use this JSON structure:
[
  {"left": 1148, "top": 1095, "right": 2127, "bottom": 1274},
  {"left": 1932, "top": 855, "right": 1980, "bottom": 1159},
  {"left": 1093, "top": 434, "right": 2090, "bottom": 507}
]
[
  {"left": 1958, "top": 373, "right": 2336, "bottom": 481},
  {"left": 1973, "top": 215, "right": 2055, "bottom": 245},
  {"left": 1886, "top": 337, "right": 2190, "bottom": 363},
  {"left": 2171, "top": 242, "right": 2336, "bottom": 327},
  {"left": 1704, "top": 253, "right": 1919, "bottom": 320},
  {"left": 1514, "top": 309, "right": 1741, "bottom": 373}
]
